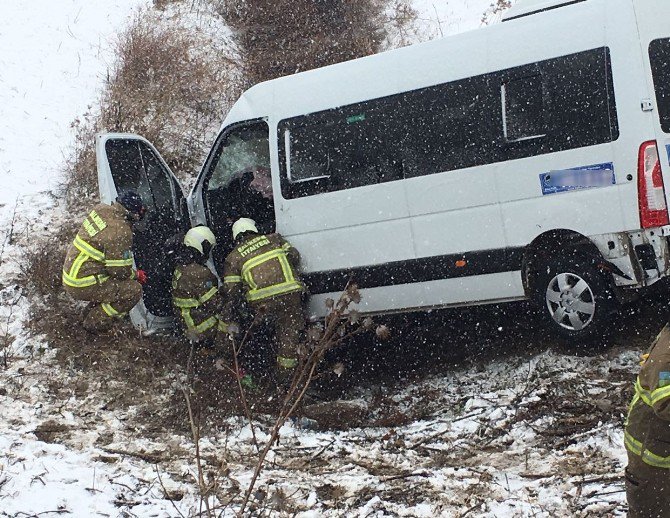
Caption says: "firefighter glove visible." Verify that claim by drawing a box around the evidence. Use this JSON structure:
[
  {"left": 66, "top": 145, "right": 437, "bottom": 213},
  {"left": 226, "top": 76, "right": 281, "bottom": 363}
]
[{"left": 136, "top": 269, "right": 148, "bottom": 285}]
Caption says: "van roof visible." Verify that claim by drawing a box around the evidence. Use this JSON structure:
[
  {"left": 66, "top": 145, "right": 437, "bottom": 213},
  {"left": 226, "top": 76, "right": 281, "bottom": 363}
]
[
  {"left": 502, "top": 0, "right": 587, "bottom": 21},
  {"left": 221, "top": 0, "right": 602, "bottom": 128}
]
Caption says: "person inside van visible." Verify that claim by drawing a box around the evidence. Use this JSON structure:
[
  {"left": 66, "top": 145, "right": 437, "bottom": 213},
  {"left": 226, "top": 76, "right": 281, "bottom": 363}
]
[
  {"left": 221, "top": 217, "right": 306, "bottom": 392},
  {"left": 228, "top": 168, "right": 275, "bottom": 234}
]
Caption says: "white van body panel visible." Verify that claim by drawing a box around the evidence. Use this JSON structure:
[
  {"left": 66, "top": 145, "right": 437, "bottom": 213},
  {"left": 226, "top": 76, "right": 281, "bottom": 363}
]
[
  {"left": 182, "top": 0, "right": 670, "bottom": 323},
  {"left": 309, "top": 272, "right": 525, "bottom": 315}
]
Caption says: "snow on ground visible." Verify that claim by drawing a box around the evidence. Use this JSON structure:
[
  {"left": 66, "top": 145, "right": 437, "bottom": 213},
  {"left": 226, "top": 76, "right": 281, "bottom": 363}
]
[{"left": 0, "top": 0, "right": 637, "bottom": 516}]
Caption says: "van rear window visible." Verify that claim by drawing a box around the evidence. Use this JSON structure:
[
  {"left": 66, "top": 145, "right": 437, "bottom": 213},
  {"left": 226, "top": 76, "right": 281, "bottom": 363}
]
[{"left": 650, "top": 39, "right": 670, "bottom": 133}]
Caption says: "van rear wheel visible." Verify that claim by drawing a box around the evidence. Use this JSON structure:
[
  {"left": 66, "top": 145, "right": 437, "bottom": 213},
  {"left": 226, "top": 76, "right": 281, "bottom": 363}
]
[{"left": 534, "top": 255, "right": 617, "bottom": 342}]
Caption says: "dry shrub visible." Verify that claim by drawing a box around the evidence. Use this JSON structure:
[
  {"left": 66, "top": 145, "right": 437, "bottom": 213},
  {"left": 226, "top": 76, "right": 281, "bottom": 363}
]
[
  {"left": 482, "top": 0, "right": 513, "bottom": 24},
  {"left": 216, "top": 0, "right": 418, "bottom": 86},
  {"left": 63, "top": 8, "right": 240, "bottom": 205},
  {"left": 20, "top": 218, "right": 79, "bottom": 299}
]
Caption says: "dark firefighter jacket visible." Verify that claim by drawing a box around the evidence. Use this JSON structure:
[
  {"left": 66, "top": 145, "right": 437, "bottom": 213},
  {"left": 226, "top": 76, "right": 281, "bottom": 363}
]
[
  {"left": 222, "top": 233, "right": 303, "bottom": 317},
  {"left": 625, "top": 324, "right": 670, "bottom": 469},
  {"left": 62, "top": 203, "right": 135, "bottom": 289},
  {"left": 172, "top": 263, "right": 226, "bottom": 335}
]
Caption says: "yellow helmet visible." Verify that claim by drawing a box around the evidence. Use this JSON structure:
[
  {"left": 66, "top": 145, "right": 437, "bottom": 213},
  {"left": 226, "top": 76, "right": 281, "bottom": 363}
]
[
  {"left": 183, "top": 226, "right": 216, "bottom": 255},
  {"left": 232, "top": 218, "right": 258, "bottom": 240}
]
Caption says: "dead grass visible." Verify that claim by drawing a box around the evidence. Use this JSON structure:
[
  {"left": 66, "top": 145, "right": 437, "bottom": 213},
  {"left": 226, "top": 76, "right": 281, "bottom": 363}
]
[
  {"left": 20, "top": 219, "right": 77, "bottom": 299},
  {"left": 217, "top": 0, "right": 418, "bottom": 87},
  {"left": 63, "top": 6, "right": 239, "bottom": 206}
]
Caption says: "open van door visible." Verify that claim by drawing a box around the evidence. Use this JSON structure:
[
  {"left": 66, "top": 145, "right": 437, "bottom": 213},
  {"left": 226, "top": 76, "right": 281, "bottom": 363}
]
[
  {"left": 96, "top": 133, "right": 190, "bottom": 331},
  {"left": 635, "top": 2, "right": 670, "bottom": 226}
]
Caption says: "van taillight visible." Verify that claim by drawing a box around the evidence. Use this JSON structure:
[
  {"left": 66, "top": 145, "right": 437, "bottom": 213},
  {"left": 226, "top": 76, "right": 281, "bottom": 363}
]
[{"left": 638, "top": 140, "right": 669, "bottom": 228}]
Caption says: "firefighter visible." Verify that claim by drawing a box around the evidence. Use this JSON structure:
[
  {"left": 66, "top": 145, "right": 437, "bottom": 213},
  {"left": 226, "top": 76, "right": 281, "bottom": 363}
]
[
  {"left": 62, "top": 191, "right": 147, "bottom": 334},
  {"left": 624, "top": 323, "right": 670, "bottom": 517},
  {"left": 221, "top": 217, "right": 306, "bottom": 389},
  {"left": 171, "top": 225, "right": 229, "bottom": 348}
]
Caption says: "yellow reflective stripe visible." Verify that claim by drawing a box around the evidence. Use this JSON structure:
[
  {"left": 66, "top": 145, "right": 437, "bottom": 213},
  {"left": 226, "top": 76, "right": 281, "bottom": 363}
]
[
  {"left": 241, "top": 248, "right": 284, "bottom": 278},
  {"left": 105, "top": 258, "right": 133, "bottom": 267},
  {"left": 240, "top": 247, "right": 298, "bottom": 297},
  {"left": 173, "top": 287, "right": 218, "bottom": 309},
  {"left": 63, "top": 269, "right": 97, "bottom": 287},
  {"left": 83, "top": 219, "right": 98, "bottom": 237},
  {"left": 277, "top": 356, "right": 298, "bottom": 369},
  {"left": 62, "top": 271, "right": 108, "bottom": 287},
  {"left": 624, "top": 430, "right": 643, "bottom": 456},
  {"left": 65, "top": 251, "right": 91, "bottom": 284},
  {"left": 642, "top": 449, "right": 670, "bottom": 469},
  {"left": 635, "top": 378, "right": 653, "bottom": 406},
  {"left": 181, "top": 308, "right": 195, "bottom": 327},
  {"left": 278, "top": 253, "right": 295, "bottom": 282},
  {"left": 101, "top": 303, "right": 125, "bottom": 318},
  {"left": 651, "top": 385, "right": 670, "bottom": 406},
  {"left": 195, "top": 317, "right": 218, "bottom": 333},
  {"left": 625, "top": 393, "right": 641, "bottom": 429},
  {"left": 89, "top": 210, "right": 107, "bottom": 231},
  {"left": 200, "top": 286, "right": 218, "bottom": 304},
  {"left": 180, "top": 309, "right": 217, "bottom": 333},
  {"left": 63, "top": 251, "right": 110, "bottom": 287},
  {"left": 224, "top": 275, "right": 242, "bottom": 283},
  {"left": 246, "top": 280, "right": 303, "bottom": 302},
  {"left": 172, "top": 268, "right": 182, "bottom": 290},
  {"left": 217, "top": 320, "right": 229, "bottom": 333},
  {"left": 626, "top": 428, "right": 670, "bottom": 468},
  {"left": 174, "top": 297, "right": 199, "bottom": 308},
  {"left": 242, "top": 269, "right": 257, "bottom": 291},
  {"left": 73, "top": 235, "right": 105, "bottom": 262}
]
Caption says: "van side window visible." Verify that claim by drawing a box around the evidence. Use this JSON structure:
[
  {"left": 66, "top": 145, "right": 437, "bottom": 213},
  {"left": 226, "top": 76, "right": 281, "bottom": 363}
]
[
  {"left": 650, "top": 39, "right": 670, "bottom": 133},
  {"left": 279, "top": 46, "right": 618, "bottom": 199},
  {"left": 201, "top": 120, "right": 272, "bottom": 254},
  {"left": 282, "top": 104, "right": 403, "bottom": 196},
  {"left": 502, "top": 74, "right": 545, "bottom": 141},
  {"left": 402, "top": 77, "right": 494, "bottom": 179}
]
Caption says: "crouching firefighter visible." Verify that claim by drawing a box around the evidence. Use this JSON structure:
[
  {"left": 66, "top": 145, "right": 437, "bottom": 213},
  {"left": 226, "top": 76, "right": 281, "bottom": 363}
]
[
  {"left": 62, "top": 191, "right": 147, "bottom": 334},
  {"left": 172, "top": 226, "right": 229, "bottom": 353},
  {"left": 624, "top": 324, "right": 670, "bottom": 517},
  {"left": 222, "top": 218, "right": 306, "bottom": 391}
]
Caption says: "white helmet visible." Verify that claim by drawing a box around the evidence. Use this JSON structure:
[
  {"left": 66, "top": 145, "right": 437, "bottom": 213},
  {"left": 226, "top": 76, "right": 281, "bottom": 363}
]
[
  {"left": 232, "top": 218, "right": 258, "bottom": 240},
  {"left": 184, "top": 226, "right": 216, "bottom": 255}
]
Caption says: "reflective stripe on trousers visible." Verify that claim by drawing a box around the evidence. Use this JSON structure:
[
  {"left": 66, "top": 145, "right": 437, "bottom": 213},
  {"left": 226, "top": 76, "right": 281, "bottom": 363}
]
[{"left": 625, "top": 379, "right": 670, "bottom": 469}]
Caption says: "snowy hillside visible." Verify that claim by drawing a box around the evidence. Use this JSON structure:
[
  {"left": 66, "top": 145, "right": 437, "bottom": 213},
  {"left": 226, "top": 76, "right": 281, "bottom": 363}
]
[{"left": 0, "top": 0, "right": 645, "bottom": 516}]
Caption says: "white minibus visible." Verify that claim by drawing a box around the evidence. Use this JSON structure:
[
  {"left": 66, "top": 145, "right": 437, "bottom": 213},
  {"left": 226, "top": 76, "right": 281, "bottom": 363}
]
[{"left": 96, "top": 0, "right": 670, "bottom": 341}]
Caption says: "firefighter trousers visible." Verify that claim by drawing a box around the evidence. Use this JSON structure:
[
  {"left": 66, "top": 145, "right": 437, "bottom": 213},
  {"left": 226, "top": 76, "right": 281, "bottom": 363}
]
[
  {"left": 251, "top": 291, "right": 305, "bottom": 368},
  {"left": 626, "top": 455, "right": 670, "bottom": 518},
  {"left": 65, "top": 278, "right": 142, "bottom": 332}
]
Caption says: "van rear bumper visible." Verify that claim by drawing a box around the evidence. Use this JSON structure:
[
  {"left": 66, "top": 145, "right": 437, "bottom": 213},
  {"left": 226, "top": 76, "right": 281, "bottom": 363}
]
[{"left": 592, "top": 227, "right": 670, "bottom": 290}]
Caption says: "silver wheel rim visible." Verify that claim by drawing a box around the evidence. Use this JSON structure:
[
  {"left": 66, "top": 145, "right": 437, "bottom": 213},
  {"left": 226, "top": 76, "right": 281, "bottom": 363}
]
[{"left": 545, "top": 272, "right": 596, "bottom": 331}]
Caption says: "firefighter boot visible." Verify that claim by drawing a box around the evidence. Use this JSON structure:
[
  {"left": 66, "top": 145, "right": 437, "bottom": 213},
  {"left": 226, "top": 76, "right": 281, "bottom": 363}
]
[{"left": 82, "top": 305, "right": 114, "bottom": 334}]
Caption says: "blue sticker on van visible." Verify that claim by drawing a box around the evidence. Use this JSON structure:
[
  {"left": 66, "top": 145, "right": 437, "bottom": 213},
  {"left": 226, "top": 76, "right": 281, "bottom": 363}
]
[
  {"left": 666, "top": 144, "right": 670, "bottom": 164},
  {"left": 540, "top": 162, "right": 615, "bottom": 195}
]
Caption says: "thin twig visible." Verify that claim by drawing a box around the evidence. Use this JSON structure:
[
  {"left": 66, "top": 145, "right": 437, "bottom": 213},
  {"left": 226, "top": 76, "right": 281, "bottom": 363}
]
[
  {"left": 382, "top": 471, "right": 430, "bottom": 482},
  {"left": 154, "top": 463, "right": 186, "bottom": 518},
  {"left": 298, "top": 439, "right": 336, "bottom": 468},
  {"left": 182, "top": 387, "right": 213, "bottom": 517},
  {"left": 230, "top": 315, "right": 261, "bottom": 450},
  {"left": 0, "top": 195, "right": 19, "bottom": 265},
  {"left": 237, "top": 284, "right": 363, "bottom": 516}
]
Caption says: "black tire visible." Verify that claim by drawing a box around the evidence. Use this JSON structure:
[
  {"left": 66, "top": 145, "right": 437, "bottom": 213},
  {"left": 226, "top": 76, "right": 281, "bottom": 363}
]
[{"left": 533, "top": 254, "right": 618, "bottom": 343}]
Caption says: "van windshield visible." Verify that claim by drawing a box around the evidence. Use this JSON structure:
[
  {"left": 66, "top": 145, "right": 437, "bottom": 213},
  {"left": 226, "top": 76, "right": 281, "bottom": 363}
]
[
  {"left": 650, "top": 38, "right": 670, "bottom": 133},
  {"left": 202, "top": 120, "right": 273, "bottom": 262}
]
